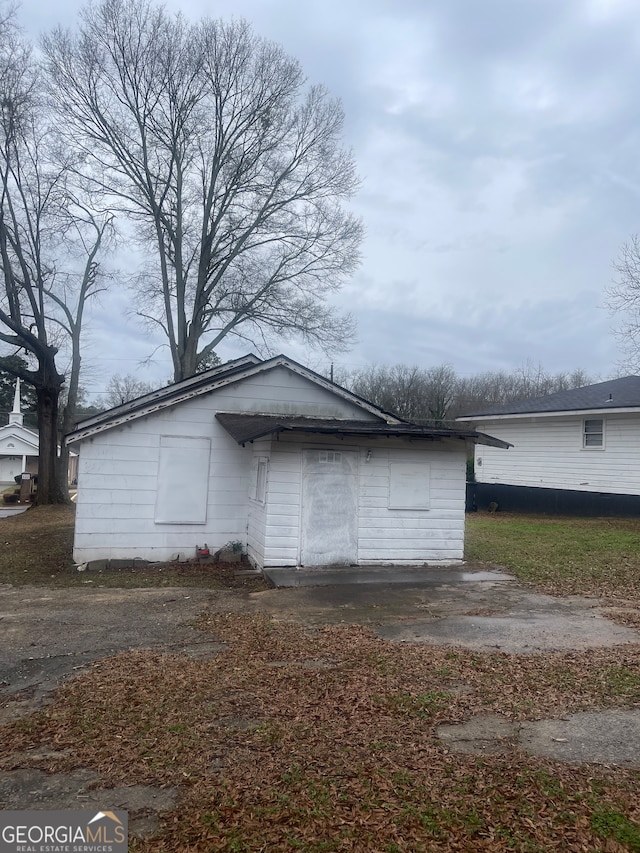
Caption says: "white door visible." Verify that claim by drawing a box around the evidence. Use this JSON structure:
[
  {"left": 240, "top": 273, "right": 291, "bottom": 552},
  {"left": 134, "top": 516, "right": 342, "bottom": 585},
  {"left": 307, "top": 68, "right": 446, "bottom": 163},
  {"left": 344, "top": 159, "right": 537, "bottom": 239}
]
[
  {"left": 0, "top": 456, "right": 20, "bottom": 486},
  {"left": 301, "top": 449, "right": 358, "bottom": 567}
]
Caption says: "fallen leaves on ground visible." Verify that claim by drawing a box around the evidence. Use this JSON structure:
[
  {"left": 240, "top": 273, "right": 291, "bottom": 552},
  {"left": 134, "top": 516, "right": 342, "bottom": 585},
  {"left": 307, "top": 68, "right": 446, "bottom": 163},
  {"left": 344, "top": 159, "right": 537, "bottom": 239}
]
[
  {"left": 0, "top": 505, "right": 270, "bottom": 589},
  {"left": 2, "top": 613, "right": 639, "bottom": 852}
]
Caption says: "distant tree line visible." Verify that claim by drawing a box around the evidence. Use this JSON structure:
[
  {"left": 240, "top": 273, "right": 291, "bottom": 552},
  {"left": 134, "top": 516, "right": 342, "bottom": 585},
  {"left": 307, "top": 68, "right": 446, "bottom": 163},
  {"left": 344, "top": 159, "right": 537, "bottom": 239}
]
[{"left": 338, "top": 362, "right": 593, "bottom": 424}]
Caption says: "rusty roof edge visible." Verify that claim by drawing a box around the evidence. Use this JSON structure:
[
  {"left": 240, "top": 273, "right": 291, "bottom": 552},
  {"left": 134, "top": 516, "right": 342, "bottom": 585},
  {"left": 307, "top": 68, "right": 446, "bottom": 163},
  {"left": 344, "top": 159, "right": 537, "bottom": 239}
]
[{"left": 214, "top": 413, "right": 511, "bottom": 448}]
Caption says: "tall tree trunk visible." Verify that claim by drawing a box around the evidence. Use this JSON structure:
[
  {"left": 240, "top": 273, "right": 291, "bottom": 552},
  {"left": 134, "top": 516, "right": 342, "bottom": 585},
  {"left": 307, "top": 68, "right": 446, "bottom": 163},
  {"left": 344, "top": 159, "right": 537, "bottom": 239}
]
[
  {"left": 35, "top": 374, "right": 68, "bottom": 505},
  {"left": 178, "top": 329, "right": 200, "bottom": 382},
  {"left": 55, "top": 427, "right": 71, "bottom": 503}
]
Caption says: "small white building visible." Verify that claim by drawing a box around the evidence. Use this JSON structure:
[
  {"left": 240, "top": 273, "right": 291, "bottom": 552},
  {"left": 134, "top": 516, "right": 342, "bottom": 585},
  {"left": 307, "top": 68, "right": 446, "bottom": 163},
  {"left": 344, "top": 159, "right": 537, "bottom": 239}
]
[
  {"left": 0, "top": 379, "right": 39, "bottom": 487},
  {"left": 67, "top": 354, "right": 506, "bottom": 568},
  {"left": 457, "top": 375, "right": 640, "bottom": 515},
  {"left": 0, "top": 379, "right": 78, "bottom": 491}
]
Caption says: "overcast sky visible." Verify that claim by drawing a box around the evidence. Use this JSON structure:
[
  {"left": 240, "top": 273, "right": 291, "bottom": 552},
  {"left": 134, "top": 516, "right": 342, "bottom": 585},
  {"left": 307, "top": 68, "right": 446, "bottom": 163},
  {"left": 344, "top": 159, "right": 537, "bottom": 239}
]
[{"left": 17, "top": 0, "right": 640, "bottom": 397}]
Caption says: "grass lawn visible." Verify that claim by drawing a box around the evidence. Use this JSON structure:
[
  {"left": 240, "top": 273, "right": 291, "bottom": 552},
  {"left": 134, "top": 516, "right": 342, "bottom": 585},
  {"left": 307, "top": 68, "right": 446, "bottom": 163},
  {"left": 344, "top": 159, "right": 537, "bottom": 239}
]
[
  {"left": 1, "top": 508, "right": 639, "bottom": 850},
  {"left": 465, "top": 512, "right": 640, "bottom": 600},
  {"left": 0, "top": 504, "right": 268, "bottom": 590}
]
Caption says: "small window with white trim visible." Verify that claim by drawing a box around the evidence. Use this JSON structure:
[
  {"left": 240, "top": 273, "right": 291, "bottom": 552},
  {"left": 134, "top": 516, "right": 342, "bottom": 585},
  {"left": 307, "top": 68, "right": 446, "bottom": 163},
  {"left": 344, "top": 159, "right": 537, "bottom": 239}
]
[
  {"left": 256, "top": 458, "right": 268, "bottom": 503},
  {"left": 583, "top": 418, "right": 604, "bottom": 449},
  {"left": 249, "top": 456, "right": 268, "bottom": 503},
  {"left": 318, "top": 450, "right": 341, "bottom": 463}
]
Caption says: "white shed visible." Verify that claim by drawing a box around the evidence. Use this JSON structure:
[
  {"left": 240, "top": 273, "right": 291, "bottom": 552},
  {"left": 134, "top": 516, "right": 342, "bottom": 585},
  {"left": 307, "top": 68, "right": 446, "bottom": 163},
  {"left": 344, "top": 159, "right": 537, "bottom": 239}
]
[{"left": 67, "top": 354, "right": 506, "bottom": 568}]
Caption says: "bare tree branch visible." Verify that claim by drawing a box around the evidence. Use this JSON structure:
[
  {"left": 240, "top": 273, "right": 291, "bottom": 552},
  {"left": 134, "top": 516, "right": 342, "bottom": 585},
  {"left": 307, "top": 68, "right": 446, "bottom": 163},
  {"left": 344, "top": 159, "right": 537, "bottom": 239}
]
[
  {"left": 44, "top": 0, "right": 362, "bottom": 381},
  {"left": 607, "top": 235, "right": 640, "bottom": 371},
  {"left": 0, "top": 9, "right": 113, "bottom": 501}
]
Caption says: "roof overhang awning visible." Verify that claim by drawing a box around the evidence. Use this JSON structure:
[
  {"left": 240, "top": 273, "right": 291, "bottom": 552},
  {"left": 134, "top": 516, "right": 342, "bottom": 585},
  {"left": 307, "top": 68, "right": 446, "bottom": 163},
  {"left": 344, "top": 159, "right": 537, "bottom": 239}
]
[{"left": 215, "top": 413, "right": 511, "bottom": 448}]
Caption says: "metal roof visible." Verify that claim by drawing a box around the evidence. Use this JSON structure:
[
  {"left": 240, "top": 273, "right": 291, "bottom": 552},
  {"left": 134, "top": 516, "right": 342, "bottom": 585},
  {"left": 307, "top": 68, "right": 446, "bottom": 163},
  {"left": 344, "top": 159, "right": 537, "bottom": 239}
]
[
  {"left": 458, "top": 375, "right": 640, "bottom": 418},
  {"left": 215, "top": 412, "right": 511, "bottom": 448},
  {"left": 66, "top": 354, "right": 404, "bottom": 445},
  {"left": 68, "top": 354, "right": 262, "bottom": 435}
]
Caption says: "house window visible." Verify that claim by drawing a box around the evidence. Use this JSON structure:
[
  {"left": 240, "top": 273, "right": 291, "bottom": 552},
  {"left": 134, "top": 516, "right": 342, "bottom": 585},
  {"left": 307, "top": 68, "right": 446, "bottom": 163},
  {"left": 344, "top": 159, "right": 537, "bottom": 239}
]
[
  {"left": 583, "top": 418, "right": 604, "bottom": 449},
  {"left": 249, "top": 456, "right": 268, "bottom": 503}
]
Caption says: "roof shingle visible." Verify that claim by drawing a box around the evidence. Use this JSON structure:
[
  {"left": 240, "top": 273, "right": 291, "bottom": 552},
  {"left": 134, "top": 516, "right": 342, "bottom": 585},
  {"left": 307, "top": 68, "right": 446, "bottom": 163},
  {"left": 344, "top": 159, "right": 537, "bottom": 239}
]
[{"left": 459, "top": 376, "right": 640, "bottom": 417}]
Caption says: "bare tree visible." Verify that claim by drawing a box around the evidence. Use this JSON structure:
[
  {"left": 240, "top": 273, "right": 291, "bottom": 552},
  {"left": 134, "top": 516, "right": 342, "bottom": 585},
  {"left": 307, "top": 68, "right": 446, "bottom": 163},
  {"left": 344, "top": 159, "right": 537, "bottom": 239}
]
[
  {"left": 608, "top": 235, "right": 640, "bottom": 370},
  {"left": 348, "top": 365, "right": 424, "bottom": 420},
  {"left": 43, "top": 0, "right": 362, "bottom": 382},
  {"left": 101, "top": 373, "right": 156, "bottom": 407},
  {"left": 0, "top": 11, "right": 109, "bottom": 502},
  {"left": 50, "top": 203, "right": 113, "bottom": 489},
  {"left": 343, "top": 361, "right": 592, "bottom": 422},
  {"left": 424, "top": 364, "right": 457, "bottom": 423},
  {"left": 347, "top": 364, "right": 457, "bottom": 423},
  {"left": 451, "top": 363, "right": 593, "bottom": 417}
]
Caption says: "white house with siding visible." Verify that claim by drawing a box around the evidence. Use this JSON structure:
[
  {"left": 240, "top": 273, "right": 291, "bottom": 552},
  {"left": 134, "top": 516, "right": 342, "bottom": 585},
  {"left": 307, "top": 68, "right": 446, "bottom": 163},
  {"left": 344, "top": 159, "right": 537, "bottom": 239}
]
[
  {"left": 457, "top": 376, "right": 640, "bottom": 515},
  {"left": 67, "top": 354, "right": 507, "bottom": 568}
]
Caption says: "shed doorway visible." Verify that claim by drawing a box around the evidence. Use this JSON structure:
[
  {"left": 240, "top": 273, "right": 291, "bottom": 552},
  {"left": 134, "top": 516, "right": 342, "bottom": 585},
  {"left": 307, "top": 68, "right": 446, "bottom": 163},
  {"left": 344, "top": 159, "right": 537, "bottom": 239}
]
[{"left": 300, "top": 449, "right": 358, "bottom": 567}]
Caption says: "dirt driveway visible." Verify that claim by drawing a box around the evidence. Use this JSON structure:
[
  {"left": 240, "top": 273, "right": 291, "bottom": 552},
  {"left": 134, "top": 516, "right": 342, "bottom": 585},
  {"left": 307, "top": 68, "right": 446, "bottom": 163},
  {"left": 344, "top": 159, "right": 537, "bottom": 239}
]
[
  {"left": 2, "top": 567, "right": 638, "bottom": 717},
  {"left": 1, "top": 569, "right": 640, "bottom": 834}
]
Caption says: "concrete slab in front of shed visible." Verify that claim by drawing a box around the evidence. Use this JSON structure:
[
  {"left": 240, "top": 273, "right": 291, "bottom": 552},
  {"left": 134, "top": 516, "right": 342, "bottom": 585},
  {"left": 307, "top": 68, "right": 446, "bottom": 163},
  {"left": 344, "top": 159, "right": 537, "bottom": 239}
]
[
  {"left": 437, "top": 709, "right": 640, "bottom": 767},
  {"left": 254, "top": 570, "right": 640, "bottom": 652},
  {"left": 263, "top": 565, "right": 513, "bottom": 587},
  {"left": 376, "top": 600, "right": 639, "bottom": 653}
]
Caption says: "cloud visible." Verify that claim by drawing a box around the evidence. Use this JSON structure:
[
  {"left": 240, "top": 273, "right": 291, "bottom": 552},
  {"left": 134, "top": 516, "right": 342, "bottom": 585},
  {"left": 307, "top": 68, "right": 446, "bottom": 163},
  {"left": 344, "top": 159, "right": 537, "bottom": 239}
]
[{"left": 15, "top": 0, "right": 640, "bottom": 389}]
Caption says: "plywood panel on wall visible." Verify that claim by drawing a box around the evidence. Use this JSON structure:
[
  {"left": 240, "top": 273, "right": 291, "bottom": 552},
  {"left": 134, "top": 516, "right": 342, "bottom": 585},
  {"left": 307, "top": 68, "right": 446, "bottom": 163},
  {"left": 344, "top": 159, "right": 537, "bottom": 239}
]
[{"left": 155, "top": 435, "right": 211, "bottom": 523}]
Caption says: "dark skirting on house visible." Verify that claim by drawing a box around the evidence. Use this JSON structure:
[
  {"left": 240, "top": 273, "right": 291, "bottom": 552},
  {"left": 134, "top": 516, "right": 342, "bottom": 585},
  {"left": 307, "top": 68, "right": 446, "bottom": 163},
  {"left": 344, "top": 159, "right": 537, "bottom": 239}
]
[{"left": 466, "top": 482, "right": 640, "bottom": 518}]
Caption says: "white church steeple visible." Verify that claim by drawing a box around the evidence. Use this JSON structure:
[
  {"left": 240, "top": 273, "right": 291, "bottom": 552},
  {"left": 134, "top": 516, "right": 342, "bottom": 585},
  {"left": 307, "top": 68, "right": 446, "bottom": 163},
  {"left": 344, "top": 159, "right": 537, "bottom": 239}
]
[{"left": 8, "top": 378, "right": 23, "bottom": 427}]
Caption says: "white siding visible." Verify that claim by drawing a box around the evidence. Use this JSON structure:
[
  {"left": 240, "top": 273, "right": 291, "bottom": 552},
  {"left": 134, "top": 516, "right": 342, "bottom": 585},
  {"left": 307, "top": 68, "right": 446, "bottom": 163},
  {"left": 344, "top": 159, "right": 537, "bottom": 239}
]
[
  {"left": 246, "top": 440, "right": 271, "bottom": 568},
  {"left": 212, "top": 366, "right": 382, "bottom": 420},
  {"left": 73, "top": 366, "right": 381, "bottom": 563},
  {"left": 0, "top": 435, "right": 37, "bottom": 455},
  {"left": 473, "top": 412, "right": 640, "bottom": 495},
  {"left": 262, "top": 441, "right": 302, "bottom": 567},
  {"left": 357, "top": 443, "right": 466, "bottom": 564},
  {"left": 260, "top": 436, "right": 467, "bottom": 567}
]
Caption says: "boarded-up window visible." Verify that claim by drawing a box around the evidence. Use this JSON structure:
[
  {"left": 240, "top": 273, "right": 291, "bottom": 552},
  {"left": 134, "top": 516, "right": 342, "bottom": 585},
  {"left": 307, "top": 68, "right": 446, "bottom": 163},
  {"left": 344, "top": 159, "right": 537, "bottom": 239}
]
[
  {"left": 155, "top": 436, "right": 211, "bottom": 524},
  {"left": 388, "top": 462, "right": 430, "bottom": 510}
]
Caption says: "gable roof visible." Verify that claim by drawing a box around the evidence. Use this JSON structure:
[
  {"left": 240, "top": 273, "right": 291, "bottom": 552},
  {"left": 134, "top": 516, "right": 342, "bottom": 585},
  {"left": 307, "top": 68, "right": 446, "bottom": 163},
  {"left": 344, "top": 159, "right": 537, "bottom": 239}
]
[
  {"left": 0, "top": 421, "right": 39, "bottom": 451},
  {"left": 215, "top": 412, "right": 511, "bottom": 448},
  {"left": 66, "top": 354, "right": 404, "bottom": 445},
  {"left": 457, "top": 376, "right": 640, "bottom": 419}
]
